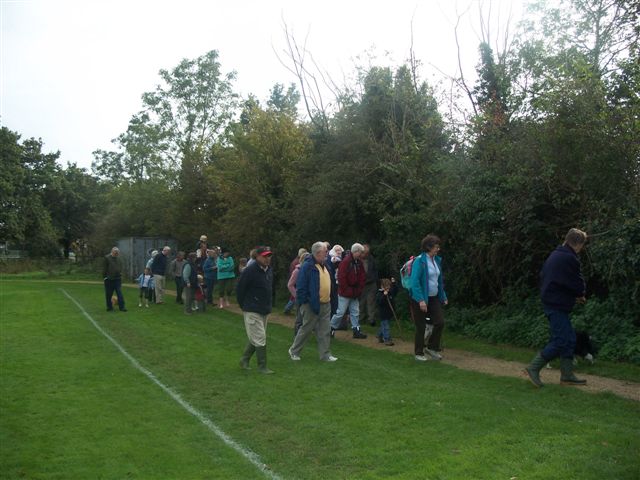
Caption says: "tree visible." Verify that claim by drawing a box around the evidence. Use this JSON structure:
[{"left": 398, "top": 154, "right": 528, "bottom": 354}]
[
  {"left": 0, "top": 128, "right": 60, "bottom": 255},
  {"left": 45, "top": 164, "right": 103, "bottom": 258}
]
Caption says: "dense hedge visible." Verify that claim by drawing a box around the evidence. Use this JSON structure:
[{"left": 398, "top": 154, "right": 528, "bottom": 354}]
[{"left": 445, "top": 296, "right": 640, "bottom": 365}]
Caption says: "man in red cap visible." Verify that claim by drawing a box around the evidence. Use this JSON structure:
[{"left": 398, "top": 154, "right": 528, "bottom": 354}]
[{"left": 236, "top": 246, "right": 275, "bottom": 374}]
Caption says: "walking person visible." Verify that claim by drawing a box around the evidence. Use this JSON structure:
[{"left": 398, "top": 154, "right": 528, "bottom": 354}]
[
  {"left": 360, "top": 244, "right": 379, "bottom": 326},
  {"left": 287, "top": 251, "right": 311, "bottom": 337},
  {"left": 283, "top": 248, "right": 308, "bottom": 314},
  {"left": 524, "top": 228, "right": 589, "bottom": 387},
  {"left": 217, "top": 247, "right": 235, "bottom": 308},
  {"left": 169, "top": 251, "right": 185, "bottom": 304},
  {"left": 151, "top": 246, "right": 171, "bottom": 304},
  {"left": 203, "top": 249, "right": 218, "bottom": 305},
  {"left": 136, "top": 267, "right": 154, "bottom": 308},
  {"left": 102, "top": 246, "right": 127, "bottom": 312},
  {"left": 330, "top": 243, "right": 368, "bottom": 339},
  {"left": 327, "top": 244, "right": 344, "bottom": 316},
  {"left": 195, "top": 275, "right": 207, "bottom": 313},
  {"left": 237, "top": 246, "right": 275, "bottom": 374},
  {"left": 409, "top": 235, "right": 448, "bottom": 362},
  {"left": 182, "top": 252, "right": 197, "bottom": 315},
  {"left": 288, "top": 242, "right": 338, "bottom": 362},
  {"left": 376, "top": 278, "right": 398, "bottom": 346}
]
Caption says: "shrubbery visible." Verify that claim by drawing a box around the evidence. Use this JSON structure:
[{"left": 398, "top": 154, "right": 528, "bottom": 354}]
[{"left": 445, "top": 295, "right": 640, "bottom": 365}]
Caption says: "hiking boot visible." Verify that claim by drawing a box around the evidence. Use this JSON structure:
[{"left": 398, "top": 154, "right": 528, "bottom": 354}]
[
  {"left": 384, "top": 341, "right": 395, "bottom": 346},
  {"left": 524, "top": 352, "right": 547, "bottom": 388},
  {"left": 560, "top": 357, "right": 587, "bottom": 386},
  {"left": 239, "top": 343, "right": 255, "bottom": 370},
  {"left": 352, "top": 327, "right": 367, "bottom": 339}
]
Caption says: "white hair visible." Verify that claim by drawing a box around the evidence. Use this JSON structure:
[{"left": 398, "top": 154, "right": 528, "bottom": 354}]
[
  {"left": 351, "top": 243, "right": 364, "bottom": 254},
  {"left": 311, "top": 241, "right": 327, "bottom": 255},
  {"left": 329, "top": 245, "right": 344, "bottom": 258}
]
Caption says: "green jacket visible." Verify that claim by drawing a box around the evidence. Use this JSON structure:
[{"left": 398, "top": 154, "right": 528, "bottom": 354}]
[
  {"left": 217, "top": 256, "right": 236, "bottom": 280},
  {"left": 103, "top": 254, "right": 122, "bottom": 280}
]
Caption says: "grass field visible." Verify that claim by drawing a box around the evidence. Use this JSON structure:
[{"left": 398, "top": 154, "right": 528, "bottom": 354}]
[{"left": 1, "top": 280, "right": 639, "bottom": 479}]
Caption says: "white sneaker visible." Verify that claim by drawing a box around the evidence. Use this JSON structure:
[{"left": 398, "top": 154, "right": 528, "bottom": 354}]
[
  {"left": 425, "top": 348, "right": 442, "bottom": 360},
  {"left": 415, "top": 355, "right": 429, "bottom": 362},
  {"left": 288, "top": 349, "right": 301, "bottom": 361},
  {"left": 323, "top": 355, "right": 338, "bottom": 362}
]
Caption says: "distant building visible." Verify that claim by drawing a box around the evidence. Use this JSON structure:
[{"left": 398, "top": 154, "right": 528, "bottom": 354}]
[{"left": 117, "top": 237, "right": 178, "bottom": 281}]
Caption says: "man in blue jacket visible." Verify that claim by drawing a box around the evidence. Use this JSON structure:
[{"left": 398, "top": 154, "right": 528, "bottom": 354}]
[
  {"left": 288, "top": 241, "right": 338, "bottom": 362},
  {"left": 237, "top": 246, "right": 274, "bottom": 374},
  {"left": 525, "top": 228, "right": 588, "bottom": 387},
  {"left": 151, "top": 246, "right": 171, "bottom": 304}
]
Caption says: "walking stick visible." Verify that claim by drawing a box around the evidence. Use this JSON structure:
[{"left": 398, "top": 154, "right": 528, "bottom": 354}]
[{"left": 386, "top": 295, "right": 404, "bottom": 340}]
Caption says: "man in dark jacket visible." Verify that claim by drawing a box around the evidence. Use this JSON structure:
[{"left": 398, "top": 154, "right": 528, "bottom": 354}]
[
  {"left": 236, "top": 246, "right": 274, "bottom": 374},
  {"left": 102, "top": 247, "right": 126, "bottom": 312},
  {"left": 329, "top": 243, "right": 367, "bottom": 339},
  {"left": 525, "top": 228, "right": 588, "bottom": 387},
  {"left": 151, "top": 246, "right": 171, "bottom": 304},
  {"left": 288, "top": 242, "right": 338, "bottom": 362}
]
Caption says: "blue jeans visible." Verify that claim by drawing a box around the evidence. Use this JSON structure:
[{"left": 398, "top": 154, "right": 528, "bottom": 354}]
[
  {"left": 377, "top": 318, "right": 391, "bottom": 341},
  {"left": 330, "top": 295, "right": 360, "bottom": 329},
  {"left": 205, "top": 277, "right": 216, "bottom": 304},
  {"left": 284, "top": 298, "right": 295, "bottom": 313},
  {"left": 541, "top": 308, "right": 576, "bottom": 360},
  {"left": 104, "top": 278, "right": 125, "bottom": 311}
]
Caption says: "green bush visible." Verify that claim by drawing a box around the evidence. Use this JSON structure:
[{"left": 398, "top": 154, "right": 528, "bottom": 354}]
[{"left": 446, "top": 296, "right": 640, "bottom": 364}]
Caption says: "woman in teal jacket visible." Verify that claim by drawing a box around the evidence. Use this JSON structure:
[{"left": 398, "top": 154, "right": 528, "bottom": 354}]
[
  {"left": 216, "top": 247, "right": 236, "bottom": 308},
  {"left": 409, "top": 234, "right": 448, "bottom": 361}
]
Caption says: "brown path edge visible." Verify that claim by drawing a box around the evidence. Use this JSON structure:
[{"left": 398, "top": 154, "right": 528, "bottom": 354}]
[{"left": 21, "top": 279, "right": 640, "bottom": 402}]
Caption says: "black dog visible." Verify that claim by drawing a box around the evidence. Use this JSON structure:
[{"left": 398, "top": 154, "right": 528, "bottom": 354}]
[
  {"left": 574, "top": 330, "right": 597, "bottom": 364},
  {"left": 546, "top": 330, "right": 597, "bottom": 368}
]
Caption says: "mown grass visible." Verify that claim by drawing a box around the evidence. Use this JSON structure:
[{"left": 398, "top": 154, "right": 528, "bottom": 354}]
[{"left": 1, "top": 280, "right": 639, "bottom": 479}]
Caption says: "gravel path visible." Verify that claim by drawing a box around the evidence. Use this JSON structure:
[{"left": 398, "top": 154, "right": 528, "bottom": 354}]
[{"left": 233, "top": 306, "right": 640, "bottom": 402}]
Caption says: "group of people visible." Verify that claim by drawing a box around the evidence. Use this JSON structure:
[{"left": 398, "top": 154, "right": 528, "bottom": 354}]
[
  {"left": 103, "top": 227, "right": 590, "bottom": 386},
  {"left": 238, "top": 236, "right": 450, "bottom": 373}
]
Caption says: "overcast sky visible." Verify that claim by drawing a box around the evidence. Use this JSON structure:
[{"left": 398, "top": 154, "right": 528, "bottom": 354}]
[{"left": 1, "top": 0, "right": 524, "bottom": 170}]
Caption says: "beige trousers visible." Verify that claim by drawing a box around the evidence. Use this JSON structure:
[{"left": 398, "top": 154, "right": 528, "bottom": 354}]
[{"left": 243, "top": 311, "right": 268, "bottom": 347}]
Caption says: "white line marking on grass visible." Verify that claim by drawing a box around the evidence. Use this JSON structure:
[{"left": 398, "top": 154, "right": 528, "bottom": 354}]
[{"left": 60, "top": 288, "right": 282, "bottom": 480}]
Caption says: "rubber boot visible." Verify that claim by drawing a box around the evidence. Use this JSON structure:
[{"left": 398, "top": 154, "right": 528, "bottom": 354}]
[
  {"left": 255, "top": 346, "right": 274, "bottom": 374},
  {"left": 560, "top": 357, "right": 587, "bottom": 385},
  {"left": 524, "top": 352, "right": 547, "bottom": 388},
  {"left": 239, "top": 343, "right": 255, "bottom": 370}
]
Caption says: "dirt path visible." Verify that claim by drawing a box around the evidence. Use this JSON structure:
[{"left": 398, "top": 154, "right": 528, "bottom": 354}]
[
  {"left": 228, "top": 305, "right": 640, "bottom": 402},
  {"left": 23, "top": 279, "right": 640, "bottom": 402}
]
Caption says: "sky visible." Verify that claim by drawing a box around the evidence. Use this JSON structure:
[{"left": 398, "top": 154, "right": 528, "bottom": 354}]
[{"left": 1, "top": 0, "right": 524, "bottom": 170}]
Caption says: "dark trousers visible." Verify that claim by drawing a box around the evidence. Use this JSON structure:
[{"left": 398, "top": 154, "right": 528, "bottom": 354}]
[
  {"left": 359, "top": 282, "right": 378, "bottom": 324},
  {"left": 541, "top": 308, "right": 576, "bottom": 360},
  {"left": 175, "top": 278, "right": 184, "bottom": 303},
  {"left": 105, "top": 278, "right": 125, "bottom": 311},
  {"left": 205, "top": 277, "right": 216, "bottom": 304},
  {"left": 184, "top": 286, "right": 195, "bottom": 314},
  {"left": 410, "top": 297, "right": 444, "bottom": 355}
]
